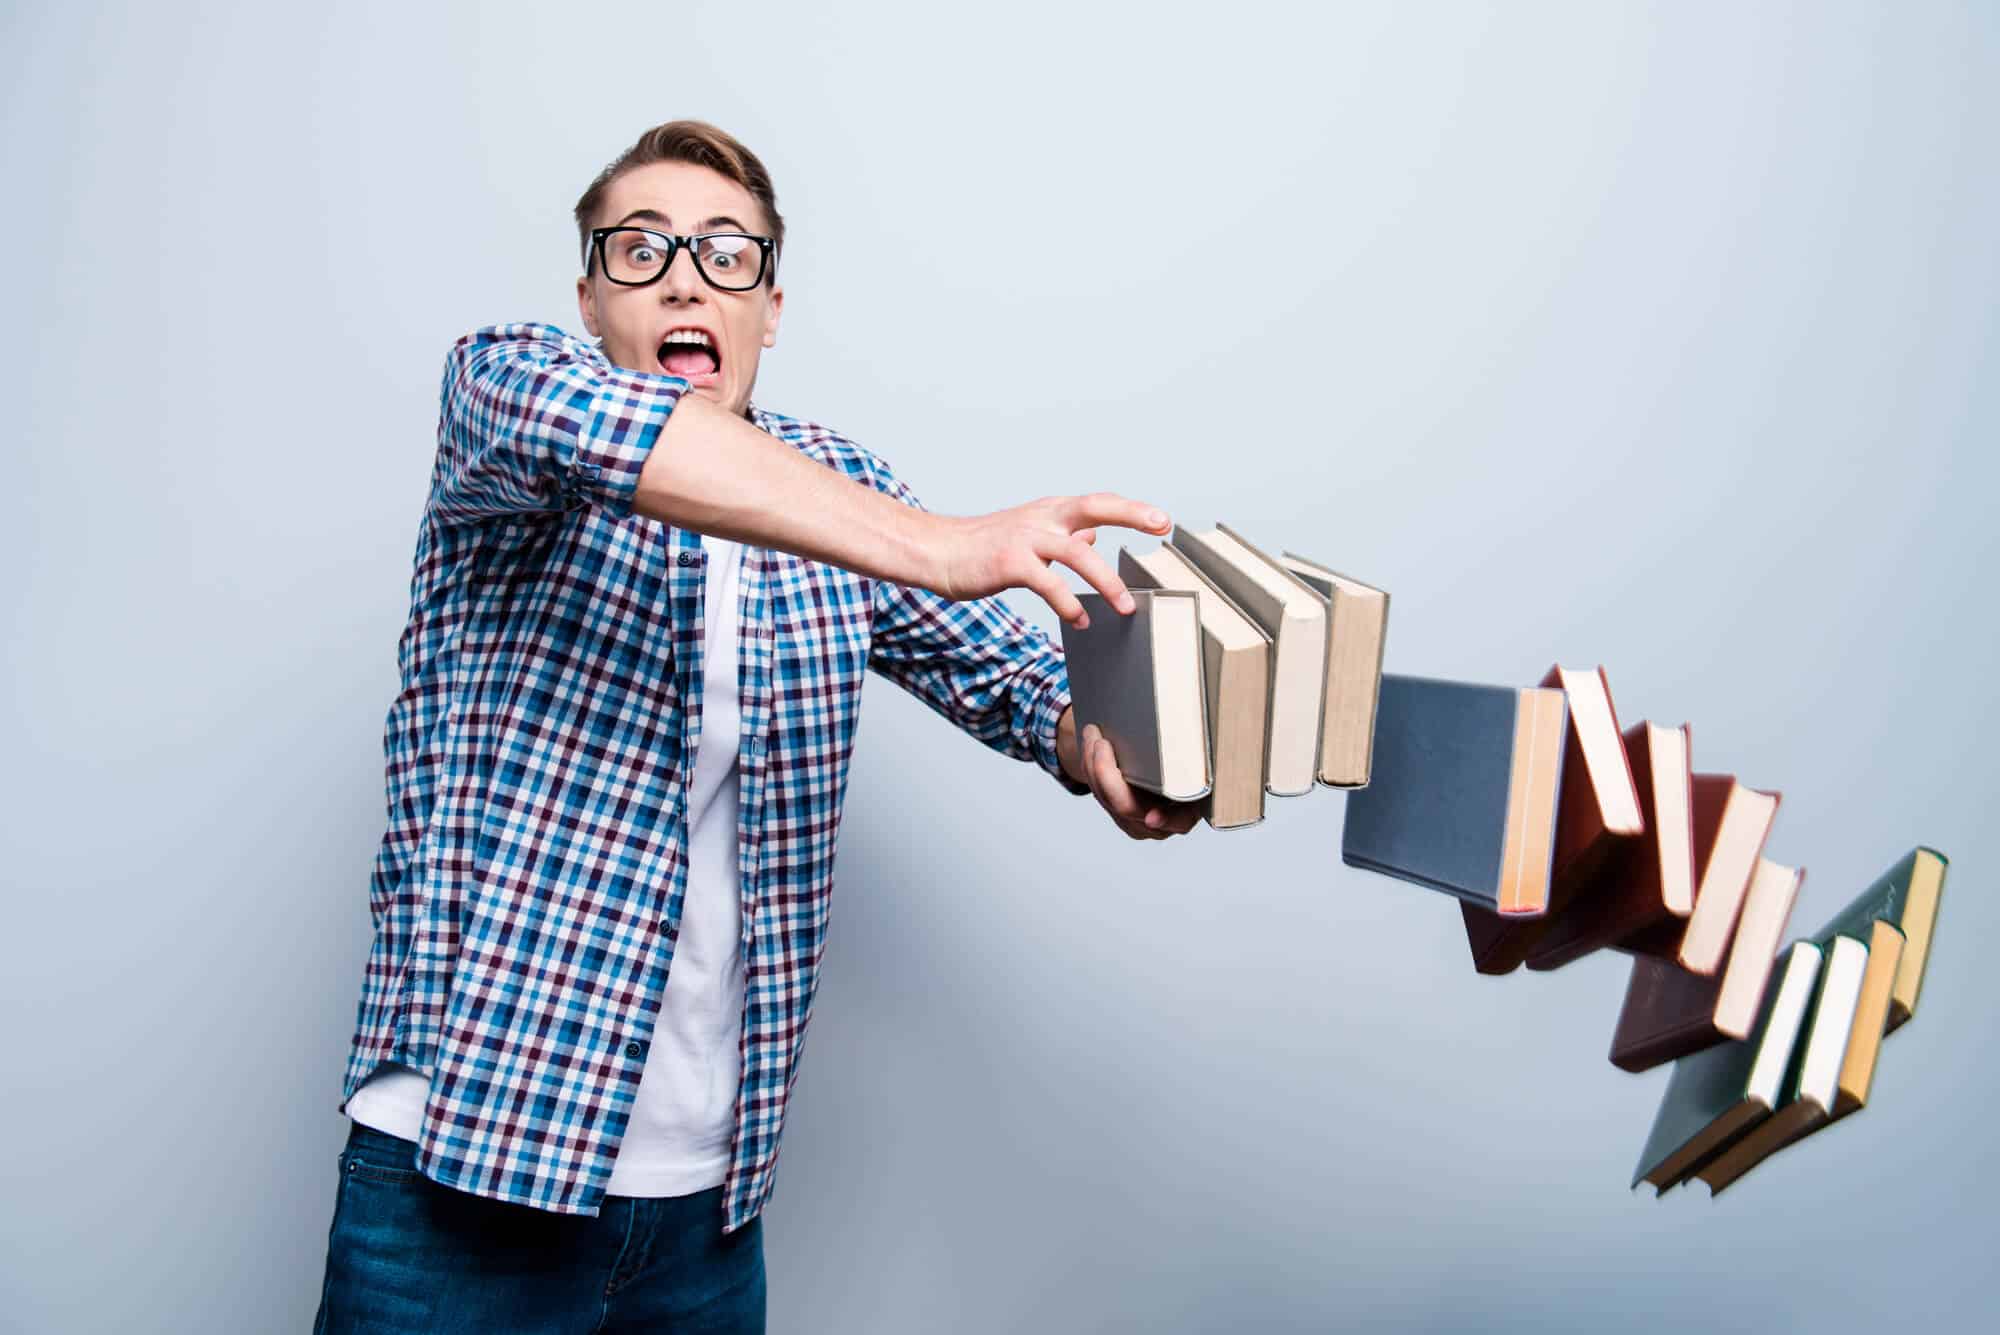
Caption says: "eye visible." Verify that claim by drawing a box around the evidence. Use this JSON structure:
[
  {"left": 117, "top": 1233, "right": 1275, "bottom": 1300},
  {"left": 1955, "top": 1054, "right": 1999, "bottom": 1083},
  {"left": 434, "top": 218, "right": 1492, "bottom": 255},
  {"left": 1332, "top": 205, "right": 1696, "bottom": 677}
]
[
  {"left": 625, "top": 242, "right": 660, "bottom": 264},
  {"left": 700, "top": 236, "right": 754, "bottom": 271}
]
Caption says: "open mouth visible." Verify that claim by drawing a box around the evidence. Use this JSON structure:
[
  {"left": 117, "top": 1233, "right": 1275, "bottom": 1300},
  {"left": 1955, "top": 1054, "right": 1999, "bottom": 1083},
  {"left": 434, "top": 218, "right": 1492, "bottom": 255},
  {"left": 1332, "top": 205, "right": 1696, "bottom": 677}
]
[{"left": 658, "top": 328, "right": 721, "bottom": 385}]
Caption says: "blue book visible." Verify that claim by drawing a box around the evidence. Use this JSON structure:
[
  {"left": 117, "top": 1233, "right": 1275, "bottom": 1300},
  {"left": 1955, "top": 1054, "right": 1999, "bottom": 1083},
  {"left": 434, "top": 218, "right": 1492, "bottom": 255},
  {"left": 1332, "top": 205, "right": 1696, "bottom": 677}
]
[{"left": 1341, "top": 674, "right": 1569, "bottom": 916}]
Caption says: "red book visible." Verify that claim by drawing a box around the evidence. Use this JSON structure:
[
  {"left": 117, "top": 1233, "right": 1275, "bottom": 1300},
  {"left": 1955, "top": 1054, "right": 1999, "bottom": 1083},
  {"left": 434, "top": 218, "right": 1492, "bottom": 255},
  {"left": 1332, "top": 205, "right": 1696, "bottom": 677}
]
[
  {"left": 1619, "top": 774, "right": 1780, "bottom": 974},
  {"left": 1609, "top": 860, "right": 1803, "bottom": 1072},
  {"left": 1522, "top": 721, "right": 1695, "bottom": 972},
  {"left": 1460, "top": 665, "right": 1644, "bottom": 974}
]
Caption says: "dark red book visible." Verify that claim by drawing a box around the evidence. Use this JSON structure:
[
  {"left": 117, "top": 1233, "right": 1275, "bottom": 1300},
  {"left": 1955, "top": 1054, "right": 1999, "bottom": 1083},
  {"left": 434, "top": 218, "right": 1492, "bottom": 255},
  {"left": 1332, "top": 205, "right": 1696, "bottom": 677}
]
[
  {"left": 1523, "top": 721, "right": 1695, "bottom": 972},
  {"left": 1609, "top": 859, "right": 1803, "bottom": 1072},
  {"left": 1460, "top": 665, "right": 1644, "bottom": 975},
  {"left": 1619, "top": 774, "right": 1779, "bottom": 974}
]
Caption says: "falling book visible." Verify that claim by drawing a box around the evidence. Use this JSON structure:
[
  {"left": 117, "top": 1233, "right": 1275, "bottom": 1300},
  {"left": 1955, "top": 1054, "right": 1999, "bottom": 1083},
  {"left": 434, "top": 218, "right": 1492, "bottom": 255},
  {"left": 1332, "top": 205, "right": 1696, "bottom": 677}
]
[
  {"left": 1630, "top": 939, "right": 1823, "bottom": 1192},
  {"left": 1694, "top": 930, "right": 1878, "bottom": 1195},
  {"left": 1461, "top": 665, "right": 1645, "bottom": 973},
  {"left": 1512, "top": 720, "right": 1696, "bottom": 973},
  {"left": 1608, "top": 859, "right": 1804, "bottom": 1073},
  {"left": 1341, "top": 674, "right": 1569, "bottom": 916},
  {"left": 1058, "top": 589, "right": 1212, "bottom": 802},
  {"left": 1275, "top": 550, "right": 1389, "bottom": 788},
  {"left": 1168, "top": 524, "right": 1326, "bottom": 797},
  {"left": 1808, "top": 846, "right": 1947, "bottom": 1034},
  {"left": 1818, "top": 918, "right": 1906, "bottom": 1129},
  {"left": 1624, "top": 774, "right": 1781, "bottom": 975},
  {"left": 1118, "top": 545, "right": 1270, "bottom": 829}
]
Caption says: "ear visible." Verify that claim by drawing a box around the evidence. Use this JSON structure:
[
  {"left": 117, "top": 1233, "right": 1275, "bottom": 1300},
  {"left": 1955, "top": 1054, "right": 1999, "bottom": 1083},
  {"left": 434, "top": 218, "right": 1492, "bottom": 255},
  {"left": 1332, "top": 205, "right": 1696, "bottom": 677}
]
[
  {"left": 576, "top": 274, "right": 601, "bottom": 339},
  {"left": 760, "top": 282, "right": 784, "bottom": 348}
]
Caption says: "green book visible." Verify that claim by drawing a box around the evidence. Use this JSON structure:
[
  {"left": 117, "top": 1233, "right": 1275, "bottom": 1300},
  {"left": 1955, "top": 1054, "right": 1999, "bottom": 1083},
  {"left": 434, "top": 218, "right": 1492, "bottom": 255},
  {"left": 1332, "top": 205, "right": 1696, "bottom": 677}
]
[
  {"left": 1695, "top": 933, "right": 1870, "bottom": 1195},
  {"left": 1630, "top": 940, "right": 1823, "bottom": 1193},
  {"left": 1808, "top": 846, "right": 1946, "bottom": 1033}
]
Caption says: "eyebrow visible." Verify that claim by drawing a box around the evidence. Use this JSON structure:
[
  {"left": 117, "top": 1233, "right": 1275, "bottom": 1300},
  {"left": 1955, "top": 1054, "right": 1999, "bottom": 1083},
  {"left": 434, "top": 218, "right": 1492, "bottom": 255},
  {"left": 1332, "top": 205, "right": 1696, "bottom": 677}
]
[{"left": 613, "top": 208, "right": 752, "bottom": 232}]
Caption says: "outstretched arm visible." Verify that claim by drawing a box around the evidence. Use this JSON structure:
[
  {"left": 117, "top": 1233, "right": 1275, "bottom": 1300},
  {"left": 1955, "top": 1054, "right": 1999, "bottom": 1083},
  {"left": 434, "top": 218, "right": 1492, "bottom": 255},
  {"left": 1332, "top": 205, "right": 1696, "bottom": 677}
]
[{"left": 433, "top": 322, "right": 1166, "bottom": 627}]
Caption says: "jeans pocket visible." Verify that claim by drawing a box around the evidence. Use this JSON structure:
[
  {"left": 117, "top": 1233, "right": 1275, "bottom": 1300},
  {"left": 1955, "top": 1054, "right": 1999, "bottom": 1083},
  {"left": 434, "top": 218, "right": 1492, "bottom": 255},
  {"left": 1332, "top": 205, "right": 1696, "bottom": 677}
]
[
  {"left": 340, "top": 1126, "right": 424, "bottom": 1186},
  {"left": 344, "top": 1155, "right": 422, "bottom": 1187}
]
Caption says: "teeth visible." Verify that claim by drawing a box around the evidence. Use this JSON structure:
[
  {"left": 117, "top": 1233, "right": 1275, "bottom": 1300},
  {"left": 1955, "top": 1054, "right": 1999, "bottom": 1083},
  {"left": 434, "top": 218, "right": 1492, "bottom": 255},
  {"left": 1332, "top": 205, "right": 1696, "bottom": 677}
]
[{"left": 661, "top": 330, "right": 714, "bottom": 348}]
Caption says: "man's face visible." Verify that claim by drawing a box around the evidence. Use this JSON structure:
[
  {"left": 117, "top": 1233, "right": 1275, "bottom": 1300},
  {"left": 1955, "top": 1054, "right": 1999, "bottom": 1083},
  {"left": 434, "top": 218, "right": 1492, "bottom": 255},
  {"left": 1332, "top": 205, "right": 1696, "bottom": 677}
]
[{"left": 576, "top": 160, "right": 784, "bottom": 418}]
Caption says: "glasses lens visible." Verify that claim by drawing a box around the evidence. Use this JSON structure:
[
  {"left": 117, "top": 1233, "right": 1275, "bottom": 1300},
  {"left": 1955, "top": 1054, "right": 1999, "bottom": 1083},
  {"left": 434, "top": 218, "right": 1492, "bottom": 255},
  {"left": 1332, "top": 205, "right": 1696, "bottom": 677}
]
[
  {"left": 602, "top": 230, "right": 672, "bottom": 284},
  {"left": 696, "top": 234, "right": 765, "bottom": 290}
]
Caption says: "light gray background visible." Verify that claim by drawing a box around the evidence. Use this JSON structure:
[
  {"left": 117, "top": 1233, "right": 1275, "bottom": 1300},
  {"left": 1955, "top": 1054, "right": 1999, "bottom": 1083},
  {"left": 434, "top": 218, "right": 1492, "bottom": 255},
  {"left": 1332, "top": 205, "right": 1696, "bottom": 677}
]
[{"left": 3, "top": 2, "right": 1995, "bottom": 1331}]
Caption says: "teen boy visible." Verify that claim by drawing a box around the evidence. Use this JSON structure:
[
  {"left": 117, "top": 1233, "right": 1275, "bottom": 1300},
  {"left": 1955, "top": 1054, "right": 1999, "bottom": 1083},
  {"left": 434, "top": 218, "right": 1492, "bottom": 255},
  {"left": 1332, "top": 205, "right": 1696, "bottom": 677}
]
[{"left": 314, "top": 121, "right": 1200, "bottom": 1333}]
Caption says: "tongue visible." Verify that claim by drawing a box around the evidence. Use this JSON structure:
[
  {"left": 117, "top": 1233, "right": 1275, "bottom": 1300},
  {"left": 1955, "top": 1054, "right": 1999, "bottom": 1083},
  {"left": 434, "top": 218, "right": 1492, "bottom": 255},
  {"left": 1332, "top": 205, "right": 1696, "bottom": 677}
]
[{"left": 663, "top": 347, "right": 718, "bottom": 377}]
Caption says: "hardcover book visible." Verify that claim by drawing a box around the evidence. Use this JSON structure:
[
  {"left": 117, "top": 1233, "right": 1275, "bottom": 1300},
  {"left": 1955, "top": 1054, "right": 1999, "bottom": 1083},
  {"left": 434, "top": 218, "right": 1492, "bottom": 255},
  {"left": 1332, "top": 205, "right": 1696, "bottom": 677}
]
[
  {"left": 1168, "top": 524, "right": 1327, "bottom": 797},
  {"left": 1058, "top": 589, "right": 1211, "bottom": 802},
  {"left": 1694, "top": 932, "right": 1871, "bottom": 1195},
  {"left": 1460, "top": 665, "right": 1644, "bottom": 973},
  {"left": 1517, "top": 721, "right": 1694, "bottom": 973},
  {"left": 1825, "top": 918, "right": 1906, "bottom": 1125},
  {"left": 1624, "top": 774, "right": 1781, "bottom": 975},
  {"left": 1630, "top": 940, "right": 1822, "bottom": 1192},
  {"left": 1118, "top": 545, "right": 1270, "bottom": 829},
  {"left": 1341, "top": 674, "right": 1569, "bottom": 916},
  {"left": 1608, "top": 859, "right": 1803, "bottom": 1073},
  {"left": 1808, "top": 846, "right": 1948, "bottom": 1033},
  {"left": 1275, "top": 549, "right": 1389, "bottom": 788}
]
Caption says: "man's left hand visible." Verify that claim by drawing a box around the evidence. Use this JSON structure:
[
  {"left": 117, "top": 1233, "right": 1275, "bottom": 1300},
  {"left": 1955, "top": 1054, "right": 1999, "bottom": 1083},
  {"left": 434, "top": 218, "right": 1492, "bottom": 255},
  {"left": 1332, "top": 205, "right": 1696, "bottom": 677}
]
[{"left": 1059, "top": 711, "right": 1203, "bottom": 841}]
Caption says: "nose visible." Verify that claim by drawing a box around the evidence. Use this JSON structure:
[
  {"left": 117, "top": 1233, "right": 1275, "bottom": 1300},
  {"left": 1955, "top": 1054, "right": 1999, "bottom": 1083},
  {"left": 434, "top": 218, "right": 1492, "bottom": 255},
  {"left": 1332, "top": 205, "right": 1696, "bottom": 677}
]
[{"left": 658, "top": 243, "right": 705, "bottom": 302}]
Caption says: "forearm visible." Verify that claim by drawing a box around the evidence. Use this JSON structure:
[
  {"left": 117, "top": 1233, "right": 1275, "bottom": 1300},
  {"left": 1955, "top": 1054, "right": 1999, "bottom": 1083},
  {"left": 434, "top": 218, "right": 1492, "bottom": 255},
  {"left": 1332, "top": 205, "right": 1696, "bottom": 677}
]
[{"left": 634, "top": 393, "right": 943, "bottom": 587}]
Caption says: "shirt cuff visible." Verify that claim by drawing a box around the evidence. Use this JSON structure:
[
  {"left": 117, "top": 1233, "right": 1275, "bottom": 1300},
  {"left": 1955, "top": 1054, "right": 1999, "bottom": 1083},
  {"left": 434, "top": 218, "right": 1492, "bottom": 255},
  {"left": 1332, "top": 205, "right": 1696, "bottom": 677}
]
[{"left": 566, "top": 365, "right": 691, "bottom": 518}]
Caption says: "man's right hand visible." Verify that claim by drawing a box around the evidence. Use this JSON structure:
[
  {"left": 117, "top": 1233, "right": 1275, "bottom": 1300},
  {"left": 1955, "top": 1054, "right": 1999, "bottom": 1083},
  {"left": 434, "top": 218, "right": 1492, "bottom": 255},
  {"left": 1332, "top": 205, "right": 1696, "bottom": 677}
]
[{"left": 932, "top": 494, "right": 1172, "bottom": 629}]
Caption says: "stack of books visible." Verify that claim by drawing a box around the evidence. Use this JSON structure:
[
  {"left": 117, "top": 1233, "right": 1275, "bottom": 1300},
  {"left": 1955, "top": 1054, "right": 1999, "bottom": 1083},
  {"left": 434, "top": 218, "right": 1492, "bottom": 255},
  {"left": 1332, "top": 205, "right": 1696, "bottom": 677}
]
[
  {"left": 1630, "top": 847, "right": 1946, "bottom": 1195},
  {"left": 1058, "top": 523, "right": 1947, "bottom": 1200},
  {"left": 1059, "top": 522, "right": 1390, "bottom": 828},
  {"left": 1330, "top": 658, "right": 1948, "bottom": 1198}
]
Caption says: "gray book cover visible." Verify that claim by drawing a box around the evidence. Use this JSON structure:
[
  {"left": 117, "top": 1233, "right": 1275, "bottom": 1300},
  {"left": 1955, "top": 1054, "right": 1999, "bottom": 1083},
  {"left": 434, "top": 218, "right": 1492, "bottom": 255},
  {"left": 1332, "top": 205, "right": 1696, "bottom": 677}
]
[
  {"left": 1058, "top": 589, "right": 1211, "bottom": 801},
  {"left": 1340, "top": 673, "right": 1566, "bottom": 909}
]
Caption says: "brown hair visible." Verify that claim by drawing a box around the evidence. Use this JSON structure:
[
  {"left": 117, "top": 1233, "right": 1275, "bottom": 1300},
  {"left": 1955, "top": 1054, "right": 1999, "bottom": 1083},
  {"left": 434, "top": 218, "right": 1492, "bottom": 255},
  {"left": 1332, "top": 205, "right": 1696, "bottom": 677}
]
[{"left": 573, "top": 120, "right": 784, "bottom": 286}]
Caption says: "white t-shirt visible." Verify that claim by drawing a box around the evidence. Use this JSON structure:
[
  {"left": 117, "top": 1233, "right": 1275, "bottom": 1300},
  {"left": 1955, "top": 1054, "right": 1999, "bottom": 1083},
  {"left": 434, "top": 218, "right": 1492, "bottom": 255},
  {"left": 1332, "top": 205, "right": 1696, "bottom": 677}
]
[{"left": 346, "top": 534, "right": 748, "bottom": 1198}]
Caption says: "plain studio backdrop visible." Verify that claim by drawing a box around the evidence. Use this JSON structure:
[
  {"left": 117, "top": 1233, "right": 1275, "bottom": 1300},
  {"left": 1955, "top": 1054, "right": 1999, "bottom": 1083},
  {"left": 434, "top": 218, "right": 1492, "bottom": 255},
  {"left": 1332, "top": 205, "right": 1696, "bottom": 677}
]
[{"left": 3, "top": 2, "right": 1996, "bottom": 1331}]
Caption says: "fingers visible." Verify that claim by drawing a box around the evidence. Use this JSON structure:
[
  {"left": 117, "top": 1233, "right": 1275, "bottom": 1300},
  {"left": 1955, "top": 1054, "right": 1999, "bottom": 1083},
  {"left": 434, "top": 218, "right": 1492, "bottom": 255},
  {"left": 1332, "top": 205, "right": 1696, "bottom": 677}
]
[
  {"left": 1039, "top": 533, "right": 1134, "bottom": 615},
  {"left": 1027, "top": 562, "right": 1090, "bottom": 628},
  {"left": 1086, "top": 726, "right": 1144, "bottom": 822},
  {"left": 1083, "top": 725, "right": 1199, "bottom": 841},
  {"left": 1064, "top": 492, "right": 1171, "bottom": 538}
]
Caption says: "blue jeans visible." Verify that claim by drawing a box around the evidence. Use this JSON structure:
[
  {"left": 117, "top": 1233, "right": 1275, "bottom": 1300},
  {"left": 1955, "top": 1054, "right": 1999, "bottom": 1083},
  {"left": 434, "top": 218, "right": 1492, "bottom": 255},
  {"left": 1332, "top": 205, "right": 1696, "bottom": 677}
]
[{"left": 314, "top": 1122, "right": 765, "bottom": 1334}]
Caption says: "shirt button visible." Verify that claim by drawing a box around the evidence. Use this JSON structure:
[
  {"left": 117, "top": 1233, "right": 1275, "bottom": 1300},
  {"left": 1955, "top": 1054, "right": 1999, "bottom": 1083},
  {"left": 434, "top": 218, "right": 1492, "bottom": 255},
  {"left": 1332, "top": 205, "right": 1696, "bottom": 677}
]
[
  {"left": 677, "top": 551, "right": 696, "bottom": 567},
  {"left": 625, "top": 1040, "right": 645, "bottom": 1058}
]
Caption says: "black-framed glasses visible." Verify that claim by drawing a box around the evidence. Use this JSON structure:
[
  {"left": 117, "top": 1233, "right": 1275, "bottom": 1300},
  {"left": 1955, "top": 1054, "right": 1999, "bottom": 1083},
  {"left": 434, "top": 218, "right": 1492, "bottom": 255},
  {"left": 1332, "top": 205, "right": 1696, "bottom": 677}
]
[{"left": 586, "top": 227, "right": 775, "bottom": 292}]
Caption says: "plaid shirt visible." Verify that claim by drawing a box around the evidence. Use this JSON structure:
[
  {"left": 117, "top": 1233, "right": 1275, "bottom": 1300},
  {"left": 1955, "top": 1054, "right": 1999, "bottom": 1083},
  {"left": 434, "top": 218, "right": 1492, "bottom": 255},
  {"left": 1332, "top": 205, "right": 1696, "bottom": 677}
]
[{"left": 342, "top": 322, "right": 1084, "bottom": 1231}]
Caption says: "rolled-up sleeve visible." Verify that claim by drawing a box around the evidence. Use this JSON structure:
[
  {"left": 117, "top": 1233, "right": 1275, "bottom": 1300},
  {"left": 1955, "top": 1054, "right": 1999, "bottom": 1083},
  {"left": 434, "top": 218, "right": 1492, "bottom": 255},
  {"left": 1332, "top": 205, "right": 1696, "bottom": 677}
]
[
  {"left": 429, "top": 323, "right": 689, "bottom": 525},
  {"left": 862, "top": 464, "right": 1090, "bottom": 796}
]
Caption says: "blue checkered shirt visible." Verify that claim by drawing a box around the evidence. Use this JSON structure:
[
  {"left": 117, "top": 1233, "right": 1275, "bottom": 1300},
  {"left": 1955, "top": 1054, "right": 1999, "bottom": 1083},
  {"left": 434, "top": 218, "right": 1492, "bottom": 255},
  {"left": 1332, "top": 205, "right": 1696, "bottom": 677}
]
[{"left": 342, "top": 322, "right": 1084, "bottom": 1231}]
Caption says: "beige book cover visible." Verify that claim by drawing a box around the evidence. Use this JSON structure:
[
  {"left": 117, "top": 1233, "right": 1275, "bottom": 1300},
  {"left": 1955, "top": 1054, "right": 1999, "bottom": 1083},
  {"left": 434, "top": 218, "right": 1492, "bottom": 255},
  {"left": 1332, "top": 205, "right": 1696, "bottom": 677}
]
[
  {"left": 1276, "top": 549, "right": 1389, "bottom": 788},
  {"left": 1168, "top": 524, "right": 1326, "bottom": 796},
  {"left": 1119, "top": 545, "right": 1270, "bottom": 829}
]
